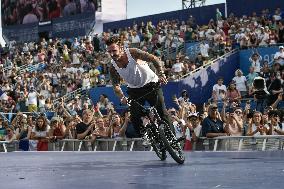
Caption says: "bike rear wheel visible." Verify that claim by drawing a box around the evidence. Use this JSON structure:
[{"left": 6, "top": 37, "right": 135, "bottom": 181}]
[{"left": 159, "top": 122, "right": 185, "bottom": 164}]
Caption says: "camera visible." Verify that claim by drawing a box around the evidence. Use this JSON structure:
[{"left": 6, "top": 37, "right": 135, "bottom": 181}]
[{"left": 253, "top": 77, "right": 269, "bottom": 99}]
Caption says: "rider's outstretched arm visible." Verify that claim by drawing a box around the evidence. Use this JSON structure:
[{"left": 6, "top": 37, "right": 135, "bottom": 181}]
[
  {"left": 129, "top": 48, "right": 164, "bottom": 75},
  {"left": 109, "top": 65, "right": 126, "bottom": 101}
]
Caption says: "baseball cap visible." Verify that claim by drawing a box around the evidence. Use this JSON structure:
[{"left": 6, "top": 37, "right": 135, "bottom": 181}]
[{"left": 279, "top": 46, "right": 284, "bottom": 49}]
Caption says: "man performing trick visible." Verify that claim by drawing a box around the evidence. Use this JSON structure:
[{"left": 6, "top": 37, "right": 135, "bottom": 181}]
[{"left": 106, "top": 36, "right": 174, "bottom": 137}]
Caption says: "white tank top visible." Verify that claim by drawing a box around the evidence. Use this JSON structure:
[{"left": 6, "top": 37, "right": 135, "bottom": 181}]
[{"left": 111, "top": 46, "right": 158, "bottom": 88}]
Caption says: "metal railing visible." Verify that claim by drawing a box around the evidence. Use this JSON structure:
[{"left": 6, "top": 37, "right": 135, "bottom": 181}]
[
  {"left": 200, "top": 135, "right": 284, "bottom": 151},
  {"left": 181, "top": 48, "right": 238, "bottom": 79},
  {"left": 18, "top": 62, "right": 46, "bottom": 74},
  {"left": 53, "top": 87, "right": 85, "bottom": 105},
  {"left": 1, "top": 136, "right": 284, "bottom": 152}
]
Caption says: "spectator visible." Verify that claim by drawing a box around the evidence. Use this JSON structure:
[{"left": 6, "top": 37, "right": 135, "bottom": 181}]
[
  {"left": 201, "top": 103, "right": 228, "bottom": 138},
  {"left": 233, "top": 69, "right": 248, "bottom": 98},
  {"left": 246, "top": 67, "right": 259, "bottom": 90},
  {"left": 171, "top": 57, "right": 185, "bottom": 80},
  {"left": 185, "top": 113, "right": 202, "bottom": 142},
  {"left": 75, "top": 109, "right": 95, "bottom": 140},
  {"left": 226, "top": 81, "right": 241, "bottom": 104},
  {"left": 212, "top": 77, "right": 227, "bottom": 102},
  {"left": 92, "top": 116, "right": 109, "bottom": 138},
  {"left": 4, "top": 127, "right": 16, "bottom": 143},
  {"left": 15, "top": 118, "right": 31, "bottom": 151},
  {"left": 49, "top": 117, "right": 66, "bottom": 141},
  {"left": 30, "top": 115, "right": 50, "bottom": 151},
  {"left": 249, "top": 52, "right": 262, "bottom": 73},
  {"left": 247, "top": 111, "right": 268, "bottom": 136},
  {"left": 221, "top": 105, "right": 243, "bottom": 136},
  {"left": 0, "top": 118, "right": 6, "bottom": 140},
  {"left": 63, "top": 0, "right": 77, "bottom": 17},
  {"left": 108, "top": 113, "right": 127, "bottom": 138},
  {"left": 274, "top": 46, "right": 284, "bottom": 67},
  {"left": 268, "top": 110, "right": 284, "bottom": 135},
  {"left": 266, "top": 72, "right": 283, "bottom": 106},
  {"left": 168, "top": 108, "right": 185, "bottom": 138},
  {"left": 22, "top": 4, "right": 39, "bottom": 24},
  {"left": 27, "top": 86, "right": 38, "bottom": 112},
  {"left": 200, "top": 41, "right": 210, "bottom": 59}
]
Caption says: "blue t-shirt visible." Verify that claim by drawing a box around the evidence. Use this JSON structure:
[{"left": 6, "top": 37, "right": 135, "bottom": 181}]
[{"left": 201, "top": 117, "right": 224, "bottom": 137}]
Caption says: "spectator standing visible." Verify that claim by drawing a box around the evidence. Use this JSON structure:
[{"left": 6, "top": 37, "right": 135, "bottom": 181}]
[
  {"left": 268, "top": 110, "right": 284, "bottom": 135},
  {"left": 63, "top": 0, "right": 77, "bottom": 17},
  {"left": 274, "top": 46, "right": 284, "bottom": 67},
  {"left": 226, "top": 81, "right": 241, "bottom": 104},
  {"left": 266, "top": 72, "right": 283, "bottom": 106},
  {"left": 27, "top": 87, "right": 38, "bottom": 112},
  {"left": 249, "top": 52, "right": 262, "bottom": 73},
  {"left": 30, "top": 115, "right": 50, "bottom": 151},
  {"left": 212, "top": 77, "right": 227, "bottom": 102},
  {"left": 75, "top": 109, "right": 95, "bottom": 140},
  {"left": 22, "top": 4, "right": 39, "bottom": 24},
  {"left": 201, "top": 103, "right": 228, "bottom": 138},
  {"left": 246, "top": 67, "right": 259, "bottom": 90},
  {"left": 200, "top": 41, "right": 210, "bottom": 59},
  {"left": 233, "top": 69, "right": 248, "bottom": 98}
]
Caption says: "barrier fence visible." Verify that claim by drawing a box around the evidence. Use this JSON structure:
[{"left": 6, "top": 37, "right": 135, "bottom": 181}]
[{"left": 1, "top": 136, "right": 284, "bottom": 153}]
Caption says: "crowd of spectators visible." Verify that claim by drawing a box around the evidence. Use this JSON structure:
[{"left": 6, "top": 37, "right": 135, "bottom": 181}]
[
  {"left": 0, "top": 7, "right": 284, "bottom": 151},
  {"left": 2, "top": 0, "right": 98, "bottom": 26}
]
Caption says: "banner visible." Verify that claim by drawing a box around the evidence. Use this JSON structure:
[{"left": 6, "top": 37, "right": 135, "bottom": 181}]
[
  {"left": 178, "top": 52, "right": 239, "bottom": 105},
  {"left": 185, "top": 42, "right": 200, "bottom": 59}
]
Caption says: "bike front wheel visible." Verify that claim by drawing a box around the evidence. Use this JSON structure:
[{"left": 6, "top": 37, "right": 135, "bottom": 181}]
[
  {"left": 159, "top": 122, "right": 185, "bottom": 164},
  {"left": 147, "top": 127, "right": 167, "bottom": 161}
]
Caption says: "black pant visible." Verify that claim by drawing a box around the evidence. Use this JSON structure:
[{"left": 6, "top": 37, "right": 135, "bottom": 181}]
[{"left": 127, "top": 82, "right": 174, "bottom": 137}]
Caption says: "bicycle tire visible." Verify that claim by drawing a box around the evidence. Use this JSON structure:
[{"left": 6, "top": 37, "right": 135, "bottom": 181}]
[
  {"left": 159, "top": 122, "right": 185, "bottom": 164},
  {"left": 147, "top": 128, "right": 167, "bottom": 161}
]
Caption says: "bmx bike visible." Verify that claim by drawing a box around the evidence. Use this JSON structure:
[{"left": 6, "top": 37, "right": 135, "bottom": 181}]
[{"left": 128, "top": 99, "right": 185, "bottom": 164}]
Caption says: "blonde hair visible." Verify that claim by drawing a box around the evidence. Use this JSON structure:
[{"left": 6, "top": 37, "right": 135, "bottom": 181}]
[{"left": 235, "top": 69, "right": 243, "bottom": 76}]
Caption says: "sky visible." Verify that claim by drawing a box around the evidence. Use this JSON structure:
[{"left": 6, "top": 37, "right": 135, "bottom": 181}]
[{"left": 127, "top": 0, "right": 225, "bottom": 19}]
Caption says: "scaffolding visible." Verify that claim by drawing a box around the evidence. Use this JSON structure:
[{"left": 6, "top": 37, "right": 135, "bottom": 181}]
[{"left": 182, "top": 0, "right": 206, "bottom": 9}]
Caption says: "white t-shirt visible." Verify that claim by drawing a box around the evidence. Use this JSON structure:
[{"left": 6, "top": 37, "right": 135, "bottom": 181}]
[
  {"left": 213, "top": 84, "right": 227, "bottom": 100},
  {"left": 172, "top": 63, "right": 184, "bottom": 73},
  {"left": 271, "top": 123, "right": 284, "bottom": 135},
  {"left": 249, "top": 56, "right": 262, "bottom": 73},
  {"left": 32, "top": 126, "right": 50, "bottom": 137},
  {"left": 274, "top": 51, "right": 284, "bottom": 66},
  {"left": 82, "top": 78, "right": 91, "bottom": 89},
  {"left": 38, "top": 99, "right": 46, "bottom": 108},
  {"left": 258, "top": 32, "right": 269, "bottom": 46},
  {"left": 200, "top": 43, "right": 209, "bottom": 58},
  {"left": 233, "top": 76, "right": 247, "bottom": 92},
  {"left": 72, "top": 53, "right": 81, "bottom": 64},
  {"left": 131, "top": 35, "right": 140, "bottom": 43},
  {"left": 28, "top": 92, "right": 37, "bottom": 105},
  {"left": 193, "top": 125, "right": 202, "bottom": 137}
]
